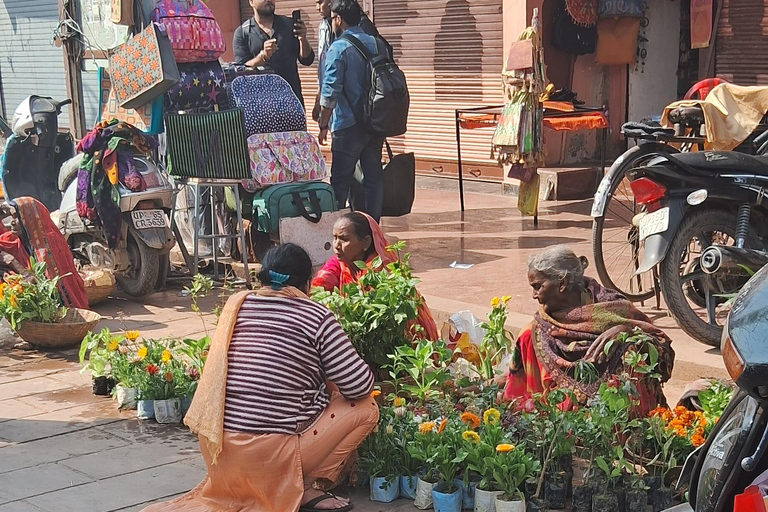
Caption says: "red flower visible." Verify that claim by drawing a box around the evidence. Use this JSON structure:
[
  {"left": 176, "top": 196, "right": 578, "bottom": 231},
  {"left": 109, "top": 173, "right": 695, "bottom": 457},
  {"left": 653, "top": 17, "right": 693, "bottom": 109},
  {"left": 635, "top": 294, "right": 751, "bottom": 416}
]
[
  {"left": 164, "top": 372, "right": 173, "bottom": 383},
  {"left": 145, "top": 364, "right": 159, "bottom": 375},
  {"left": 607, "top": 376, "right": 621, "bottom": 389}
]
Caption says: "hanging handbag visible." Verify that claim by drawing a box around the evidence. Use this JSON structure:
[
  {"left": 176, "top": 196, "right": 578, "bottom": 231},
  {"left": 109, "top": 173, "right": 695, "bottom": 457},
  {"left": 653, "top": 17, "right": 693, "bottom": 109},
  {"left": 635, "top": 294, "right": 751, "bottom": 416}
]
[
  {"left": 551, "top": 4, "right": 596, "bottom": 55},
  {"left": 98, "top": 67, "right": 163, "bottom": 134},
  {"left": 109, "top": 23, "right": 180, "bottom": 109},
  {"left": 165, "top": 61, "right": 226, "bottom": 112},
  {"left": 381, "top": 141, "right": 416, "bottom": 217},
  {"left": 164, "top": 109, "right": 250, "bottom": 180},
  {"left": 152, "top": 0, "right": 226, "bottom": 63},
  {"left": 244, "top": 131, "right": 327, "bottom": 190},
  {"left": 110, "top": 0, "right": 134, "bottom": 26}
]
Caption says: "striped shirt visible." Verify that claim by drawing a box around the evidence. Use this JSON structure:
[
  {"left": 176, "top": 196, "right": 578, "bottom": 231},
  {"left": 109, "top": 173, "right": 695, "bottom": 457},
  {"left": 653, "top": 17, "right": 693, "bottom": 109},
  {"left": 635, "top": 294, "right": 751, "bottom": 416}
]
[{"left": 223, "top": 295, "right": 374, "bottom": 435}]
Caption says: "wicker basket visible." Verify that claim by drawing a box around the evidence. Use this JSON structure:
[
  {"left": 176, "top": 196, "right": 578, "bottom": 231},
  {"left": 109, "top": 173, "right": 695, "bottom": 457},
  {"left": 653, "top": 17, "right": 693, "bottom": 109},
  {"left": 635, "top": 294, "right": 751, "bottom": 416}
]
[
  {"left": 15, "top": 308, "right": 102, "bottom": 348},
  {"left": 82, "top": 269, "right": 116, "bottom": 306},
  {"left": 85, "top": 284, "right": 115, "bottom": 306}
]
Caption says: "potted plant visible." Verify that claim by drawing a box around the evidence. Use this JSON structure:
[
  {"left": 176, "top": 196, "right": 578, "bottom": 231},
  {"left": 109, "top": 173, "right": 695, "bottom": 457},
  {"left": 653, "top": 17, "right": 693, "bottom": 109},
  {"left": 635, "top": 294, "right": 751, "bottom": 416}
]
[
  {"left": 459, "top": 408, "right": 505, "bottom": 512},
  {"left": 387, "top": 339, "right": 452, "bottom": 406},
  {"left": 392, "top": 399, "right": 421, "bottom": 499},
  {"left": 79, "top": 328, "right": 116, "bottom": 396},
  {"left": 488, "top": 443, "right": 540, "bottom": 512},
  {"left": 359, "top": 407, "right": 401, "bottom": 503},
  {"left": 429, "top": 418, "right": 465, "bottom": 512},
  {"left": 408, "top": 419, "right": 442, "bottom": 510},
  {"left": 476, "top": 296, "right": 513, "bottom": 382},
  {"left": 108, "top": 335, "right": 142, "bottom": 410},
  {"left": 152, "top": 343, "right": 185, "bottom": 424}
]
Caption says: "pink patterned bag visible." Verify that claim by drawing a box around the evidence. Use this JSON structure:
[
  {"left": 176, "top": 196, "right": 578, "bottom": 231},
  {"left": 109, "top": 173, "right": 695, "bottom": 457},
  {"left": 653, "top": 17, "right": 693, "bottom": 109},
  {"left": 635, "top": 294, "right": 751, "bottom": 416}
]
[
  {"left": 152, "top": 0, "right": 226, "bottom": 63},
  {"left": 243, "top": 131, "right": 328, "bottom": 191}
]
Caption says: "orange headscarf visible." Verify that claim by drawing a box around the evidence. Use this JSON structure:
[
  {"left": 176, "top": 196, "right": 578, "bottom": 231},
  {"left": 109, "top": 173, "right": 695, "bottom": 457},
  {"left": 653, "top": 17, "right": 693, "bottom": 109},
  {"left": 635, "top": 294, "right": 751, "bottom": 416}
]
[{"left": 312, "top": 212, "right": 439, "bottom": 341}]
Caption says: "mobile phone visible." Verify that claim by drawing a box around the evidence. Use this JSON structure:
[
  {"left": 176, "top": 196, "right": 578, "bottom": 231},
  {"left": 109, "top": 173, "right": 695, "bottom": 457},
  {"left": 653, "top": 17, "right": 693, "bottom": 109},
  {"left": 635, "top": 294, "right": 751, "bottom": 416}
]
[{"left": 292, "top": 9, "right": 301, "bottom": 23}]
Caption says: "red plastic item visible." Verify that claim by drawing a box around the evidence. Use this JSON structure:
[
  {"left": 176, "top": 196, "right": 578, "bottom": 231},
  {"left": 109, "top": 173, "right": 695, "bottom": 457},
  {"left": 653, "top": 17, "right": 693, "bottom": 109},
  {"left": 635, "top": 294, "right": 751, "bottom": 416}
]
[
  {"left": 630, "top": 177, "right": 668, "bottom": 206},
  {"left": 734, "top": 485, "right": 767, "bottom": 512},
  {"left": 684, "top": 78, "right": 728, "bottom": 100}
]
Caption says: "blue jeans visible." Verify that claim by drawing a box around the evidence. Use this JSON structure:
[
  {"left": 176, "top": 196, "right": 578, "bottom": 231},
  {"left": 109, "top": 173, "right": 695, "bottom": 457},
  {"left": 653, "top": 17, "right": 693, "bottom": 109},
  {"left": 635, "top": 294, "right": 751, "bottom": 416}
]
[{"left": 331, "top": 126, "right": 384, "bottom": 222}]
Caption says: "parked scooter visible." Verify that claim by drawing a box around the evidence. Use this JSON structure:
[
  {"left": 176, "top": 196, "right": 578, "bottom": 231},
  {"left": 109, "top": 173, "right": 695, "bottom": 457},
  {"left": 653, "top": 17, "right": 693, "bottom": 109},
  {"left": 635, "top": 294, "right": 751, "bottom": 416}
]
[
  {"left": 623, "top": 130, "right": 768, "bottom": 347},
  {"left": 1, "top": 95, "right": 174, "bottom": 297},
  {"left": 666, "top": 264, "right": 768, "bottom": 512}
]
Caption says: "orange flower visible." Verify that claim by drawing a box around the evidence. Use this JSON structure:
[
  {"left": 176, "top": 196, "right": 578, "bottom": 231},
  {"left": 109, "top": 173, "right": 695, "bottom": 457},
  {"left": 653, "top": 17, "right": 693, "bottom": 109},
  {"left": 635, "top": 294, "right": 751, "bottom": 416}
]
[
  {"left": 418, "top": 422, "right": 436, "bottom": 434},
  {"left": 496, "top": 443, "right": 515, "bottom": 453},
  {"left": 460, "top": 412, "right": 481, "bottom": 429},
  {"left": 691, "top": 433, "right": 706, "bottom": 447},
  {"left": 8, "top": 294, "right": 17, "bottom": 308},
  {"left": 145, "top": 364, "right": 159, "bottom": 375},
  {"left": 437, "top": 418, "right": 448, "bottom": 434},
  {"left": 370, "top": 390, "right": 381, "bottom": 398},
  {"left": 164, "top": 372, "right": 173, "bottom": 383}
]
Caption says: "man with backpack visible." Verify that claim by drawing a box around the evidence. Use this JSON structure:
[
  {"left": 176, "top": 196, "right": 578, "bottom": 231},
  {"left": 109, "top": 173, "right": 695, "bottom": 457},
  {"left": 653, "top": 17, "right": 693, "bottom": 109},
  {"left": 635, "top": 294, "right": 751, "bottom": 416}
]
[{"left": 317, "top": 0, "right": 409, "bottom": 222}]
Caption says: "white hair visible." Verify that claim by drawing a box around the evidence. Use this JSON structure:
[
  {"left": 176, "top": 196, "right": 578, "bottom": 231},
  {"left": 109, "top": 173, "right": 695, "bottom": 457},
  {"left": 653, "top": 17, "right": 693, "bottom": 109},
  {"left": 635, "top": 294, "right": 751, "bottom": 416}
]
[{"left": 527, "top": 245, "right": 589, "bottom": 291}]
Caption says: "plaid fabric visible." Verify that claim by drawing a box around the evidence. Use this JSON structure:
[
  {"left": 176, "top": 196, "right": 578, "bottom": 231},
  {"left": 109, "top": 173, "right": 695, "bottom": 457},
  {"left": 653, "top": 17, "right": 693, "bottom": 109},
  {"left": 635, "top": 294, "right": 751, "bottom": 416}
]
[{"left": 165, "top": 109, "right": 250, "bottom": 179}]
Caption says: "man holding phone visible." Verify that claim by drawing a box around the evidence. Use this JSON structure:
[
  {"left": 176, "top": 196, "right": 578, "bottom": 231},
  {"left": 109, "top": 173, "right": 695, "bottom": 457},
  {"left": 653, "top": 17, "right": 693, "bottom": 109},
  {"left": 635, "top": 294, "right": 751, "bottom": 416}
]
[{"left": 233, "top": 0, "right": 315, "bottom": 106}]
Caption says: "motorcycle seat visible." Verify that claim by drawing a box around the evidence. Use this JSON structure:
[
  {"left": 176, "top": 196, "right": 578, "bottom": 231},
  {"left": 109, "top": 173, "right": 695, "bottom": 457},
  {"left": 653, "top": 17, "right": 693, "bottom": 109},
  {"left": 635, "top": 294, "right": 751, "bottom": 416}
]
[{"left": 670, "top": 151, "right": 768, "bottom": 176}]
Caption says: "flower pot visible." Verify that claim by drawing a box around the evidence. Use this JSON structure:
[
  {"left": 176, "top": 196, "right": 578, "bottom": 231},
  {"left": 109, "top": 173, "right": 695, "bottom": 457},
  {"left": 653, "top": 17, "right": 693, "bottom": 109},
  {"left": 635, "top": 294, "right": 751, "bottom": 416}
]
[
  {"left": 433, "top": 483, "right": 463, "bottom": 512},
  {"left": 92, "top": 376, "right": 115, "bottom": 396},
  {"left": 592, "top": 493, "right": 618, "bottom": 512},
  {"left": 623, "top": 489, "right": 646, "bottom": 512},
  {"left": 454, "top": 477, "right": 478, "bottom": 509},
  {"left": 415, "top": 477, "right": 439, "bottom": 510},
  {"left": 474, "top": 488, "right": 504, "bottom": 512},
  {"left": 401, "top": 475, "right": 418, "bottom": 499},
  {"left": 370, "top": 476, "right": 399, "bottom": 503},
  {"left": 544, "top": 474, "right": 566, "bottom": 509},
  {"left": 651, "top": 487, "right": 673, "bottom": 512},
  {"left": 643, "top": 475, "right": 662, "bottom": 492},
  {"left": 526, "top": 497, "right": 549, "bottom": 512},
  {"left": 115, "top": 385, "right": 137, "bottom": 410},
  {"left": 495, "top": 497, "right": 525, "bottom": 512},
  {"left": 181, "top": 395, "right": 193, "bottom": 417},
  {"left": 154, "top": 398, "right": 182, "bottom": 424},
  {"left": 571, "top": 485, "right": 594, "bottom": 512},
  {"left": 524, "top": 478, "right": 538, "bottom": 500},
  {"left": 137, "top": 399, "right": 155, "bottom": 420}
]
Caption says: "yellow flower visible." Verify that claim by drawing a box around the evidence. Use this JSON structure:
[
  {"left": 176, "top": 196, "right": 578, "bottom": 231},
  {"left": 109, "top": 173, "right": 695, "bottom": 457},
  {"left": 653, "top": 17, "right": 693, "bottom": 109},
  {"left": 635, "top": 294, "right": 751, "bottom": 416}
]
[
  {"left": 496, "top": 443, "right": 515, "bottom": 453},
  {"left": 462, "top": 431, "right": 481, "bottom": 443},
  {"left": 370, "top": 390, "right": 381, "bottom": 398},
  {"left": 386, "top": 425, "right": 394, "bottom": 435},
  {"left": 0, "top": 283, "right": 6, "bottom": 294},
  {"left": 393, "top": 397, "right": 405, "bottom": 407},
  {"left": 125, "top": 331, "right": 140, "bottom": 341},
  {"left": 136, "top": 345, "right": 147, "bottom": 360},
  {"left": 8, "top": 294, "right": 17, "bottom": 308},
  {"left": 502, "top": 296, "right": 512, "bottom": 303},
  {"left": 161, "top": 350, "right": 172, "bottom": 364},
  {"left": 483, "top": 408, "right": 501, "bottom": 425},
  {"left": 490, "top": 297, "right": 500, "bottom": 307},
  {"left": 418, "top": 421, "right": 436, "bottom": 434},
  {"left": 107, "top": 339, "right": 119, "bottom": 351}
]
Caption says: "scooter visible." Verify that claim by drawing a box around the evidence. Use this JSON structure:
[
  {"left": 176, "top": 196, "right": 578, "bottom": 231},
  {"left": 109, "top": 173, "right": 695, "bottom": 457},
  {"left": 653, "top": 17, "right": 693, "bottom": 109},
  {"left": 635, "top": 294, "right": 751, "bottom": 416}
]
[
  {"left": 1, "top": 95, "right": 175, "bottom": 297},
  {"left": 666, "top": 264, "right": 768, "bottom": 512}
]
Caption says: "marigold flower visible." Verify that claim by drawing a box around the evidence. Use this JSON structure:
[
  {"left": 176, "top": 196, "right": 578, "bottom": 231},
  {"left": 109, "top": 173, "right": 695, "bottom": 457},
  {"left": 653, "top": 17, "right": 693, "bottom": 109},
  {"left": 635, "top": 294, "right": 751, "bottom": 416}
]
[
  {"left": 161, "top": 350, "right": 172, "bottom": 364},
  {"left": 393, "top": 397, "right": 405, "bottom": 407},
  {"left": 502, "top": 296, "right": 512, "bottom": 304},
  {"left": 418, "top": 421, "right": 436, "bottom": 434},
  {"left": 8, "top": 294, "right": 17, "bottom": 308},
  {"left": 164, "top": 371, "right": 173, "bottom": 383},
  {"left": 691, "top": 433, "right": 706, "bottom": 448},
  {"left": 107, "top": 339, "right": 119, "bottom": 352},
  {"left": 0, "top": 283, "right": 6, "bottom": 294},
  {"left": 496, "top": 443, "right": 515, "bottom": 452},
  {"left": 462, "top": 430, "right": 481, "bottom": 443},
  {"left": 370, "top": 390, "right": 381, "bottom": 398},
  {"left": 136, "top": 346, "right": 147, "bottom": 360},
  {"left": 125, "top": 330, "right": 140, "bottom": 341},
  {"left": 145, "top": 364, "right": 159, "bottom": 375},
  {"left": 438, "top": 418, "right": 448, "bottom": 433},
  {"left": 491, "top": 297, "right": 500, "bottom": 307},
  {"left": 483, "top": 408, "right": 501, "bottom": 425},
  {"left": 460, "top": 412, "right": 481, "bottom": 429}
]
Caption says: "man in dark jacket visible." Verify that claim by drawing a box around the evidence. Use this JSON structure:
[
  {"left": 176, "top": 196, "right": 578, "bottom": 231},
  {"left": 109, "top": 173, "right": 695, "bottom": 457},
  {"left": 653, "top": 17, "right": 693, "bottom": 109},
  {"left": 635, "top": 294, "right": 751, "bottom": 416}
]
[{"left": 233, "top": 0, "right": 315, "bottom": 106}]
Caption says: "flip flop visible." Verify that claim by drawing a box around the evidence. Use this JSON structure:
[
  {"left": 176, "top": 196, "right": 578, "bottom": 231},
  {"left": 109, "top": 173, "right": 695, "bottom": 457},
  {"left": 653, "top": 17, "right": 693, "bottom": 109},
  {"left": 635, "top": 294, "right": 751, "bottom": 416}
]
[{"left": 299, "top": 492, "right": 353, "bottom": 512}]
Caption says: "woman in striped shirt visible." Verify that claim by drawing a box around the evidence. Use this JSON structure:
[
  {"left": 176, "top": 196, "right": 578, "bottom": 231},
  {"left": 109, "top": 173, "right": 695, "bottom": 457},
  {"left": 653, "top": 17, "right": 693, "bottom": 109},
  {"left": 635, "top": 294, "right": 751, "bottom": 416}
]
[{"left": 143, "top": 244, "right": 377, "bottom": 512}]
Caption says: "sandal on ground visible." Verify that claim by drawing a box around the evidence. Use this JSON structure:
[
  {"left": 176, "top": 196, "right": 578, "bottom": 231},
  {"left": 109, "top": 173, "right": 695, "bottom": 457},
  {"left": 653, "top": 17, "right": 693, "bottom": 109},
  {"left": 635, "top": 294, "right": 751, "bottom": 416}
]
[{"left": 299, "top": 492, "right": 353, "bottom": 512}]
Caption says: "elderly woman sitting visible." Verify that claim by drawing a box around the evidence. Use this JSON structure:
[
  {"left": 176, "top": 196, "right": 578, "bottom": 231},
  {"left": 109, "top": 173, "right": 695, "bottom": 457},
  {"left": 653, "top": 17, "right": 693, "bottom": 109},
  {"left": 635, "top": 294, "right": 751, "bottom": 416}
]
[
  {"left": 504, "top": 245, "right": 674, "bottom": 414},
  {"left": 144, "top": 244, "right": 378, "bottom": 512}
]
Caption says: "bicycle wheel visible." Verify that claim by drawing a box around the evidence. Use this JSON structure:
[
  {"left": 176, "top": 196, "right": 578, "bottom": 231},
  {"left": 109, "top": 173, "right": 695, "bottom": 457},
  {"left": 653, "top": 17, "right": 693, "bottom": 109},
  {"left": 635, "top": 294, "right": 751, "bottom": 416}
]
[{"left": 592, "top": 143, "right": 678, "bottom": 301}]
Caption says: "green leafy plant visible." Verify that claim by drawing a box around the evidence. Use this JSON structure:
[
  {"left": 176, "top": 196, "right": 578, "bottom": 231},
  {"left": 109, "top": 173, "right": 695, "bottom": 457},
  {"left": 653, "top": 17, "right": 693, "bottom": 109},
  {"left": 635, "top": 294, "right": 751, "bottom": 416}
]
[
  {"left": 408, "top": 420, "right": 443, "bottom": 483},
  {"left": 476, "top": 296, "right": 514, "bottom": 381},
  {"left": 386, "top": 339, "right": 452, "bottom": 405},
  {"left": 426, "top": 418, "right": 466, "bottom": 492},
  {"left": 0, "top": 258, "right": 67, "bottom": 330},
  {"left": 489, "top": 444, "right": 540, "bottom": 501},
  {"left": 185, "top": 274, "right": 214, "bottom": 337},
  {"left": 698, "top": 380, "right": 733, "bottom": 433},
  {"left": 79, "top": 328, "right": 114, "bottom": 378},
  {"left": 312, "top": 243, "right": 425, "bottom": 371},
  {"left": 458, "top": 408, "right": 506, "bottom": 491},
  {"left": 358, "top": 407, "right": 401, "bottom": 489}
]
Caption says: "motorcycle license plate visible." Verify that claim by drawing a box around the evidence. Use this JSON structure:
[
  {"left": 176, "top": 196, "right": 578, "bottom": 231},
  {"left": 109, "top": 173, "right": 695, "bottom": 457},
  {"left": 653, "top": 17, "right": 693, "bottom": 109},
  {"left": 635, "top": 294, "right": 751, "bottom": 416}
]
[
  {"left": 131, "top": 210, "right": 167, "bottom": 230},
  {"left": 639, "top": 207, "right": 669, "bottom": 240}
]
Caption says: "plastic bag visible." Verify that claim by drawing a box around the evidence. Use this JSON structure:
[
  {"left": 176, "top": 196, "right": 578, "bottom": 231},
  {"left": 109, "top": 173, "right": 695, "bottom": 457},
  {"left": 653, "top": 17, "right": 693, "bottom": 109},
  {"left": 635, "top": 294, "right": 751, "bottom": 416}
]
[{"left": 414, "top": 478, "right": 438, "bottom": 509}]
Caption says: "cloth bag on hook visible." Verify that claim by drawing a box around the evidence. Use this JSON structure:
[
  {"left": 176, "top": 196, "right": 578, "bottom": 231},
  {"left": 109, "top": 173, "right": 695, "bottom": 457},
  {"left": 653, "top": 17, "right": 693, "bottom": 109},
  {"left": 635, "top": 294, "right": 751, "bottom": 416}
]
[{"left": 152, "top": 0, "right": 226, "bottom": 63}]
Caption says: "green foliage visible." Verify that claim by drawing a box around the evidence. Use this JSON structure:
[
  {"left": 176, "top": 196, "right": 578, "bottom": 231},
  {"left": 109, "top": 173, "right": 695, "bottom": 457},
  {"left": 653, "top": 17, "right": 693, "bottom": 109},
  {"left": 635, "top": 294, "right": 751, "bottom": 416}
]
[
  {"left": 358, "top": 407, "right": 401, "bottom": 489},
  {"left": 0, "top": 258, "right": 67, "bottom": 330},
  {"left": 698, "top": 380, "right": 733, "bottom": 431},
  {"left": 477, "top": 297, "right": 514, "bottom": 381},
  {"left": 488, "top": 447, "right": 540, "bottom": 501},
  {"left": 386, "top": 339, "right": 452, "bottom": 405},
  {"left": 185, "top": 274, "right": 214, "bottom": 336},
  {"left": 79, "top": 328, "right": 113, "bottom": 378}
]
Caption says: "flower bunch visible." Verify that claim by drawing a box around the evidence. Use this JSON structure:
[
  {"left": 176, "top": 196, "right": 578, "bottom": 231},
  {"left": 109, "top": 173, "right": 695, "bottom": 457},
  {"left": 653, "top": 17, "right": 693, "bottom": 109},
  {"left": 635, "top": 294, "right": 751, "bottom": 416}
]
[
  {"left": 0, "top": 258, "right": 67, "bottom": 330},
  {"left": 649, "top": 406, "right": 708, "bottom": 448}
]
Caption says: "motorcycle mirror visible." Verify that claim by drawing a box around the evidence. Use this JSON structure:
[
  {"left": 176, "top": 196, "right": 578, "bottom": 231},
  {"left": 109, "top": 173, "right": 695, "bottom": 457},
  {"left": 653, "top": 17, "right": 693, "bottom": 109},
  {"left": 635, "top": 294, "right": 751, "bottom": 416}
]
[
  {"left": 687, "top": 189, "right": 708, "bottom": 205},
  {"left": 56, "top": 99, "right": 72, "bottom": 113}
]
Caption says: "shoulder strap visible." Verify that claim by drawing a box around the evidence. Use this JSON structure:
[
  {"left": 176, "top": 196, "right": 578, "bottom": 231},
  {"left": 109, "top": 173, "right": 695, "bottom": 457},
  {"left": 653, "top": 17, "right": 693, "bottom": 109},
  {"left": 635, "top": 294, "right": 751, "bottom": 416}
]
[{"left": 339, "top": 33, "right": 375, "bottom": 61}]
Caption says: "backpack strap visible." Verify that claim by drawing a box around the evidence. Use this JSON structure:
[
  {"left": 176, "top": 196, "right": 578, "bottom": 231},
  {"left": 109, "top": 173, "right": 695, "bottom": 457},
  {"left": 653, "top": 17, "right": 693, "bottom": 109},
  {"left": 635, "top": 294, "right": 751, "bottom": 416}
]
[{"left": 339, "top": 33, "right": 375, "bottom": 61}]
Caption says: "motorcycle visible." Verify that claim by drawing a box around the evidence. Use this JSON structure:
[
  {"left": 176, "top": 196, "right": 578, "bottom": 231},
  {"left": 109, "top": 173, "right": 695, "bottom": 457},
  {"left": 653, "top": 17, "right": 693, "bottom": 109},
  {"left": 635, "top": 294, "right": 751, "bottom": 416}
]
[
  {"left": 1, "top": 95, "right": 175, "bottom": 297},
  {"left": 667, "top": 264, "right": 768, "bottom": 512},
  {"left": 622, "top": 130, "right": 768, "bottom": 347}
]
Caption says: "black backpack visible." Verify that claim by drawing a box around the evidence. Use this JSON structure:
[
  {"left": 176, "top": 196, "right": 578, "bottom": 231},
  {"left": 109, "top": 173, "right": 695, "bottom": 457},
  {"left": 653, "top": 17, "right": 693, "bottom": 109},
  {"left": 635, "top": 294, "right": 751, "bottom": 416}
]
[{"left": 340, "top": 34, "right": 409, "bottom": 137}]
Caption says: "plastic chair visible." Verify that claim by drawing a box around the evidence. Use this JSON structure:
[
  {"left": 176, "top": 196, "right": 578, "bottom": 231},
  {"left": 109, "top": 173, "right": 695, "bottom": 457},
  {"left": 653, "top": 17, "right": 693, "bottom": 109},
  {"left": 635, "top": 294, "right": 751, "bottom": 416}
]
[{"left": 684, "top": 78, "right": 728, "bottom": 100}]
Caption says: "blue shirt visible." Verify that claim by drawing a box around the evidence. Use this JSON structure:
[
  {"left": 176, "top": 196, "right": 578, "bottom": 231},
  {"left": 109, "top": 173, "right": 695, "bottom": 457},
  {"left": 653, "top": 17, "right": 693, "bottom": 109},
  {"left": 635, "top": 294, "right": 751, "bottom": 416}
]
[{"left": 319, "top": 26, "right": 379, "bottom": 133}]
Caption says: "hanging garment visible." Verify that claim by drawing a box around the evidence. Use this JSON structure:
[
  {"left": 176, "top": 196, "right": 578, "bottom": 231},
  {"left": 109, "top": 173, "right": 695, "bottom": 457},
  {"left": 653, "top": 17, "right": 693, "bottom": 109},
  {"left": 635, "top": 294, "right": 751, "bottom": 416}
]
[{"left": 595, "top": 17, "right": 641, "bottom": 66}]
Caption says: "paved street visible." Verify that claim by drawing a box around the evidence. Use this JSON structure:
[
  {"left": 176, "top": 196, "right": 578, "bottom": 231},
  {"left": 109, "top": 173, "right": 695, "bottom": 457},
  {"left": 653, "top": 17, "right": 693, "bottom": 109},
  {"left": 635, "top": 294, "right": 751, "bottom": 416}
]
[{"left": 0, "top": 180, "right": 729, "bottom": 511}]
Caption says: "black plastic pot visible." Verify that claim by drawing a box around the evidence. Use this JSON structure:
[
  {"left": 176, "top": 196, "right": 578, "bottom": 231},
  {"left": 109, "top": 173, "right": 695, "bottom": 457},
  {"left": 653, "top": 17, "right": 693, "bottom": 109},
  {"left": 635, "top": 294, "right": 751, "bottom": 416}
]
[
  {"left": 616, "top": 488, "right": 626, "bottom": 512},
  {"left": 572, "top": 485, "right": 594, "bottom": 512},
  {"left": 527, "top": 497, "right": 549, "bottom": 512},
  {"left": 592, "top": 493, "right": 618, "bottom": 512},
  {"left": 652, "top": 487, "right": 674, "bottom": 512},
  {"left": 624, "top": 489, "right": 647, "bottom": 512},
  {"left": 524, "top": 477, "right": 539, "bottom": 500},
  {"left": 544, "top": 473, "right": 567, "bottom": 509},
  {"left": 92, "top": 376, "right": 116, "bottom": 396},
  {"left": 643, "top": 475, "right": 662, "bottom": 492}
]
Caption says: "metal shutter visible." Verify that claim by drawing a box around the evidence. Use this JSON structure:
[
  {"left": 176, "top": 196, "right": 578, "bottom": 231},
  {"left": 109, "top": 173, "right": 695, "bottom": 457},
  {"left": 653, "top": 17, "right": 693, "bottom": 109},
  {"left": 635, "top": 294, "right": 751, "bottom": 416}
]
[{"left": 715, "top": 0, "right": 768, "bottom": 85}]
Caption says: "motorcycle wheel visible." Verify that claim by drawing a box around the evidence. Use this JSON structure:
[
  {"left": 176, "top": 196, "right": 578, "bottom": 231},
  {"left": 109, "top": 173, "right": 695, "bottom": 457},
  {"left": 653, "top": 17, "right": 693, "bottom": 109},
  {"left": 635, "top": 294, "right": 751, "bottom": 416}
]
[
  {"left": 592, "top": 143, "right": 678, "bottom": 302},
  {"left": 116, "top": 231, "right": 160, "bottom": 298},
  {"left": 659, "top": 209, "right": 761, "bottom": 347}
]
